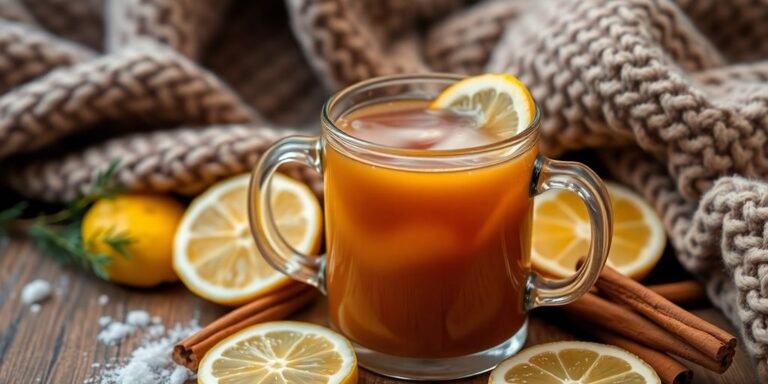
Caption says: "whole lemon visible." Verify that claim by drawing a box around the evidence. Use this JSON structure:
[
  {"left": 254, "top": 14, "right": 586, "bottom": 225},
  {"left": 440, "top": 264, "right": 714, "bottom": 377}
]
[{"left": 82, "top": 194, "right": 185, "bottom": 287}]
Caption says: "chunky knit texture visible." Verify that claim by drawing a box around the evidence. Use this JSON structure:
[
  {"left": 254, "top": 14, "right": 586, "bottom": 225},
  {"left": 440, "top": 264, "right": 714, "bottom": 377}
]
[{"left": 0, "top": 0, "right": 766, "bottom": 378}]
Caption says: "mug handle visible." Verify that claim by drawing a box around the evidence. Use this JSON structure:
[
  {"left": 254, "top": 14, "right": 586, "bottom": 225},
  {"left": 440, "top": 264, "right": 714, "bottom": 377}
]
[
  {"left": 526, "top": 155, "right": 613, "bottom": 309},
  {"left": 248, "top": 136, "right": 327, "bottom": 292}
]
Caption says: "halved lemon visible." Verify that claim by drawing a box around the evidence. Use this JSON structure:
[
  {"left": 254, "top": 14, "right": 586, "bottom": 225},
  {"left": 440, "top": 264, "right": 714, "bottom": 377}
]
[
  {"left": 532, "top": 181, "right": 666, "bottom": 280},
  {"left": 489, "top": 341, "right": 660, "bottom": 383},
  {"left": 174, "top": 173, "right": 322, "bottom": 305},
  {"left": 198, "top": 321, "right": 358, "bottom": 384},
  {"left": 431, "top": 73, "right": 535, "bottom": 136}
]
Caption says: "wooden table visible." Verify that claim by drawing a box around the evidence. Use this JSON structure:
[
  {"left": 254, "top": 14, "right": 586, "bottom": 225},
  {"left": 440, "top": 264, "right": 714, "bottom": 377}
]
[{"left": 0, "top": 237, "right": 758, "bottom": 383}]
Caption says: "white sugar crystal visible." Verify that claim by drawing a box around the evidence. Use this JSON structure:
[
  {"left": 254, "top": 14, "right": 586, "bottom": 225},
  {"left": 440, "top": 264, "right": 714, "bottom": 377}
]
[
  {"left": 98, "top": 310, "right": 154, "bottom": 344},
  {"left": 98, "top": 294, "right": 110, "bottom": 306},
  {"left": 21, "top": 279, "right": 52, "bottom": 305},
  {"left": 57, "top": 275, "right": 70, "bottom": 294},
  {"left": 30, "top": 304, "right": 41, "bottom": 313},
  {"left": 97, "top": 322, "right": 135, "bottom": 345},
  {"left": 117, "top": 362, "right": 154, "bottom": 384},
  {"left": 169, "top": 365, "right": 191, "bottom": 384},
  {"left": 147, "top": 324, "right": 165, "bottom": 338},
  {"left": 126, "top": 310, "right": 150, "bottom": 327}
]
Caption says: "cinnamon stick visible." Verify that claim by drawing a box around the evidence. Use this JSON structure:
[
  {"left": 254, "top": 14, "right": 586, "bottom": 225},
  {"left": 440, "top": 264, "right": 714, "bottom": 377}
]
[
  {"left": 566, "top": 293, "right": 729, "bottom": 372},
  {"left": 595, "top": 267, "right": 735, "bottom": 366},
  {"left": 173, "top": 283, "right": 318, "bottom": 370},
  {"left": 591, "top": 329, "right": 692, "bottom": 384},
  {"left": 648, "top": 281, "right": 707, "bottom": 307}
]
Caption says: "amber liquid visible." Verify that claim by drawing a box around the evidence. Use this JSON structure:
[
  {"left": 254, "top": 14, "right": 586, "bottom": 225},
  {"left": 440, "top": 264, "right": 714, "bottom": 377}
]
[{"left": 325, "top": 100, "right": 537, "bottom": 358}]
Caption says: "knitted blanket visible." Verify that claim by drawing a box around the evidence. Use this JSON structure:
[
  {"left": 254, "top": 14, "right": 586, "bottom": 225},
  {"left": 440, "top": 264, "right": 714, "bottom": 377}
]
[{"left": 0, "top": 0, "right": 766, "bottom": 379}]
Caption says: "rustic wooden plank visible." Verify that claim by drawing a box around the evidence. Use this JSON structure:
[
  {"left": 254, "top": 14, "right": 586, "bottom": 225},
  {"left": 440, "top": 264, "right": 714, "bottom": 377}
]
[
  {"left": 0, "top": 237, "right": 758, "bottom": 383},
  {"left": 0, "top": 238, "right": 227, "bottom": 384}
]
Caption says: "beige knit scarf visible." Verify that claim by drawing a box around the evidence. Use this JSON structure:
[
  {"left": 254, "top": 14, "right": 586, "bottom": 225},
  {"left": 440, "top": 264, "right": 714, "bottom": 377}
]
[{"left": 0, "top": 0, "right": 766, "bottom": 379}]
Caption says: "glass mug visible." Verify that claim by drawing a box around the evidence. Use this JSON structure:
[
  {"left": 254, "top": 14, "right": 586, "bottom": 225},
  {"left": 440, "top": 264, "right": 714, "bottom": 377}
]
[{"left": 248, "top": 74, "right": 612, "bottom": 380}]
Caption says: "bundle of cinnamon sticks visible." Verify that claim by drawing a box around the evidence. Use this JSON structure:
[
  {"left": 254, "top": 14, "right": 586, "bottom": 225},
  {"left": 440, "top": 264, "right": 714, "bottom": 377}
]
[
  {"left": 564, "top": 266, "right": 736, "bottom": 384},
  {"left": 173, "top": 282, "right": 317, "bottom": 370}
]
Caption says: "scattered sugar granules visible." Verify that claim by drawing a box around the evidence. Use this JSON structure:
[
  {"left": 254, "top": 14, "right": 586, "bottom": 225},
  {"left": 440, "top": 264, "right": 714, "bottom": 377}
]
[
  {"left": 98, "top": 294, "right": 110, "bottom": 306},
  {"left": 147, "top": 324, "right": 165, "bottom": 338},
  {"left": 98, "top": 322, "right": 136, "bottom": 345},
  {"left": 21, "top": 279, "right": 52, "bottom": 305},
  {"left": 169, "top": 365, "right": 192, "bottom": 384},
  {"left": 147, "top": 315, "right": 165, "bottom": 337},
  {"left": 30, "top": 304, "right": 41, "bottom": 313},
  {"left": 126, "top": 310, "right": 150, "bottom": 327},
  {"left": 98, "top": 311, "right": 154, "bottom": 345},
  {"left": 86, "top": 319, "right": 200, "bottom": 384},
  {"left": 56, "top": 275, "right": 70, "bottom": 295}
]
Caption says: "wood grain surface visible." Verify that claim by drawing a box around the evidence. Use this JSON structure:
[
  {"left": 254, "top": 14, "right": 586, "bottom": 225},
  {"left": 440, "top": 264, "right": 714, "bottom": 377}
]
[{"left": 0, "top": 237, "right": 758, "bottom": 383}]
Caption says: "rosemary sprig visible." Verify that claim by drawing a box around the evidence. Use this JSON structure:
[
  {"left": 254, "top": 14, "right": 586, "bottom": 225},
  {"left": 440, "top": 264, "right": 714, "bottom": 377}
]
[
  {"left": 0, "top": 202, "right": 27, "bottom": 238},
  {"left": 101, "top": 230, "right": 134, "bottom": 259},
  {"left": 27, "top": 221, "right": 116, "bottom": 279},
  {"left": 38, "top": 160, "right": 123, "bottom": 225},
  {"left": 1, "top": 160, "right": 134, "bottom": 278}
]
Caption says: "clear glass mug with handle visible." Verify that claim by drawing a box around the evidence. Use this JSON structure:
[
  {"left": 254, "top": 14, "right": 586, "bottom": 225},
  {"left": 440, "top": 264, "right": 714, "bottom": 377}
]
[{"left": 248, "top": 74, "right": 612, "bottom": 380}]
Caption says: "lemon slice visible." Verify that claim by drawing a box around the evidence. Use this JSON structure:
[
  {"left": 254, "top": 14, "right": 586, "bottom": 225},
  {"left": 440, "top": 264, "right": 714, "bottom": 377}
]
[
  {"left": 174, "top": 173, "right": 322, "bottom": 305},
  {"left": 532, "top": 181, "right": 665, "bottom": 280},
  {"left": 198, "top": 321, "right": 358, "bottom": 384},
  {"left": 431, "top": 73, "right": 535, "bottom": 136},
  {"left": 489, "top": 341, "right": 660, "bottom": 384}
]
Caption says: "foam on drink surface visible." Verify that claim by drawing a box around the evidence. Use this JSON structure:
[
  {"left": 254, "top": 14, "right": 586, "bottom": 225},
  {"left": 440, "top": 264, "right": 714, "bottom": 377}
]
[{"left": 336, "top": 100, "right": 500, "bottom": 150}]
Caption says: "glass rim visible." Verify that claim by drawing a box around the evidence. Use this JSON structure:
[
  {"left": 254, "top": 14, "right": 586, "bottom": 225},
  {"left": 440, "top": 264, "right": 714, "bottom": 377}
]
[{"left": 321, "top": 73, "right": 540, "bottom": 158}]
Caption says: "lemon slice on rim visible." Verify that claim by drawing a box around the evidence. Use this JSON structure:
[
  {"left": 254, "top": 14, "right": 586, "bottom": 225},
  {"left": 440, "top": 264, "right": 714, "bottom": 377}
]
[
  {"left": 173, "top": 173, "right": 322, "bottom": 306},
  {"left": 532, "top": 181, "right": 666, "bottom": 280},
  {"left": 431, "top": 73, "right": 535, "bottom": 136},
  {"left": 198, "top": 321, "right": 358, "bottom": 384},
  {"left": 489, "top": 341, "right": 660, "bottom": 383}
]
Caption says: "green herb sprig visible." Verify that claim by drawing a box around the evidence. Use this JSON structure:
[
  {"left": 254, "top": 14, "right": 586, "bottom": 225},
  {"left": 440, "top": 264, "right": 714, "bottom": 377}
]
[
  {"left": 0, "top": 160, "right": 134, "bottom": 278},
  {"left": 0, "top": 202, "right": 26, "bottom": 238}
]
